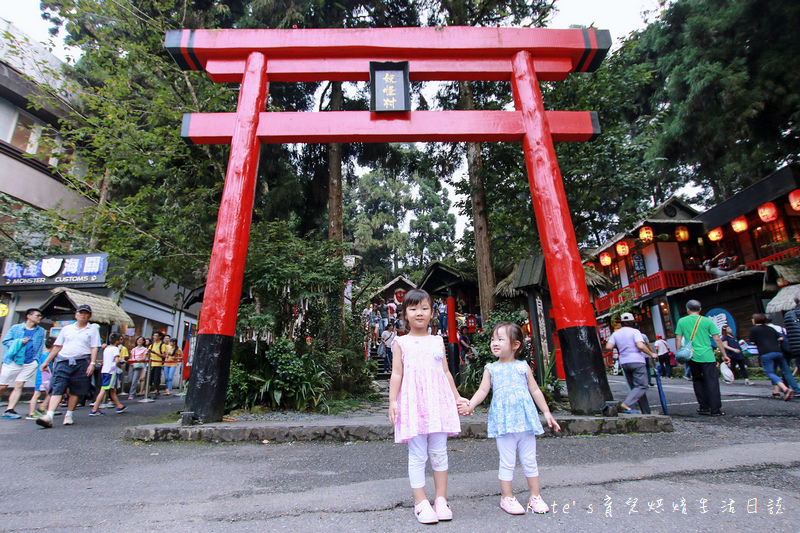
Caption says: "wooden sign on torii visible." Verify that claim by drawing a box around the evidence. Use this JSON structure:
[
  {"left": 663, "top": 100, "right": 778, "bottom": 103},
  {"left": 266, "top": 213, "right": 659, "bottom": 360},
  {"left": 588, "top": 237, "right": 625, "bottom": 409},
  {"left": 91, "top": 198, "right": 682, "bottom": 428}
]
[{"left": 165, "top": 26, "right": 614, "bottom": 423}]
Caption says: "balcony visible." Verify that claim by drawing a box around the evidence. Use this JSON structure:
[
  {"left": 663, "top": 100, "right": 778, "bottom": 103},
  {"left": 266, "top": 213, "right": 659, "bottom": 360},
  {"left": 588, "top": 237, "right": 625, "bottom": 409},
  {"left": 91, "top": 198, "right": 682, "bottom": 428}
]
[
  {"left": 595, "top": 271, "right": 714, "bottom": 313},
  {"left": 745, "top": 247, "right": 800, "bottom": 271}
]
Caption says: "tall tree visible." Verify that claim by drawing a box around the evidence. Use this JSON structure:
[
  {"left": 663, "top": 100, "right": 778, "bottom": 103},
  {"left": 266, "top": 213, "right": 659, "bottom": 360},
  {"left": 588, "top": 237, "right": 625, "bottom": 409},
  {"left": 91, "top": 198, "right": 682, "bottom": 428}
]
[
  {"left": 407, "top": 171, "right": 457, "bottom": 271},
  {"left": 636, "top": 0, "right": 800, "bottom": 203},
  {"left": 427, "top": 0, "right": 557, "bottom": 314}
]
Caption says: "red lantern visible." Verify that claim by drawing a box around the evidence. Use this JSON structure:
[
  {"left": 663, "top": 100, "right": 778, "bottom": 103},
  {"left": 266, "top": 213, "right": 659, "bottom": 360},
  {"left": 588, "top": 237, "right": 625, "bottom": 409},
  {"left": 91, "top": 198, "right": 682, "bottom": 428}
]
[
  {"left": 639, "top": 226, "right": 654, "bottom": 242},
  {"left": 599, "top": 252, "right": 612, "bottom": 267},
  {"left": 675, "top": 226, "right": 689, "bottom": 242},
  {"left": 616, "top": 241, "right": 629, "bottom": 257},
  {"left": 789, "top": 189, "right": 800, "bottom": 211},
  {"left": 730, "top": 216, "right": 748, "bottom": 233},
  {"left": 758, "top": 202, "right": 778, "bottom": 223},
  {"left": 708, "top": 227, "right": 723, "bottom": 241}
]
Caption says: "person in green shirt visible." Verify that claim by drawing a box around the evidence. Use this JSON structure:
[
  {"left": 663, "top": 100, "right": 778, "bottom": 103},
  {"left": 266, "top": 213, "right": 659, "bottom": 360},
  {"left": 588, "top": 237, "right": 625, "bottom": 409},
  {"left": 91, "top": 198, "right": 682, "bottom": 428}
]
[{"left": 675, "top": 300, "right": 729, "bottom": 416}]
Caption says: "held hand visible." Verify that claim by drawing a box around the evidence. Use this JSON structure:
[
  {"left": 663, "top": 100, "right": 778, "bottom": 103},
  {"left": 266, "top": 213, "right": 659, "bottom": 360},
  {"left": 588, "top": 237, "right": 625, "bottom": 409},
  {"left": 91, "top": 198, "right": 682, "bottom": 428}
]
[
  {"left": 39, "top": 361, "right": 48, "bottom": 373},
  {"left": 723, "top": 356, "right": 731, "bottom": 365},
  {"left": 457, "top": 403, "right": 473, "bottom": 416},
  {"left": 388, "top": 401, "right": 398, "bottom": 427},
  {"left": 544, "top": 412, "right": 561, "bottom": 432}
]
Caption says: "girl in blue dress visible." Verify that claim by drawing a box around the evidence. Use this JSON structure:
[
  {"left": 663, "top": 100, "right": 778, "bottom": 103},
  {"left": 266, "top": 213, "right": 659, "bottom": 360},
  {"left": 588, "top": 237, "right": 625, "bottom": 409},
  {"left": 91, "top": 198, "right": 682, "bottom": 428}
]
[{"left": 460, "top": 321, "right": 560, "bottom": 515}]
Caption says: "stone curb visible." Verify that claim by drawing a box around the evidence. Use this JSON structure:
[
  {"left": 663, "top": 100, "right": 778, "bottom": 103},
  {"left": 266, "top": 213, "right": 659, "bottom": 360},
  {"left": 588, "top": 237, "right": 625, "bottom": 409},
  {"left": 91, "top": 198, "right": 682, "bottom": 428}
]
[{"left": 122, "top": 414, "right": 674, "bottom": 443}]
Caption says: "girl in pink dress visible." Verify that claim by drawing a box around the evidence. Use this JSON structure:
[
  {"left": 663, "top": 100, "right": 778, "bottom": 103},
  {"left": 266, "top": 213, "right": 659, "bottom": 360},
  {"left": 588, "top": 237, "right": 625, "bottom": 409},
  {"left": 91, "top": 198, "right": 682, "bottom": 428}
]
[{"left": 388, "top": 289, "right": 467, "bottom": 524}]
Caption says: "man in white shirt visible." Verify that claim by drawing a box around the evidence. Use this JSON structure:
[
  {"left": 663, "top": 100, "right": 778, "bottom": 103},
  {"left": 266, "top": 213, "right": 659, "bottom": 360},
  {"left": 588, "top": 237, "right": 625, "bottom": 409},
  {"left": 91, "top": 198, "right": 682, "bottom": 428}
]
[
  {"left": 605, "top": 313, "right": 658, "bottom": 414},
  {"left": 36, "top": 305, "right": 102, "bottom": 428}
]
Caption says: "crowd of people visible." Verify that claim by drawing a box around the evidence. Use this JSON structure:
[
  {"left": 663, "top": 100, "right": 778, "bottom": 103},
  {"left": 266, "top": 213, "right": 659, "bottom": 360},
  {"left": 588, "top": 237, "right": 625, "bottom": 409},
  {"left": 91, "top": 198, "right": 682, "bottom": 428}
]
[
  {"left": 0, "top": 305, "right": 184, "bottom": 427},
  {"left": 363, "top": 298, "right": 482, "bottom": 373},
  {"left": 606, "top": 298, "right": 800, "bottom": 416}
]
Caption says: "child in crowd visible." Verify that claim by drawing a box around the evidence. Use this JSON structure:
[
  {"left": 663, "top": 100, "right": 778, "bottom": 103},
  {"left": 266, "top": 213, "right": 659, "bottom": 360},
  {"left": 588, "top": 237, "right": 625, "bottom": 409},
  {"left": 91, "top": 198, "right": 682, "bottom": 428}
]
[
  {"left": 89, "top": 333, "right": 127, "bottom": 415},
  {"left": 26, "top": 338, "right": 55, "bottom": 420},
  {"left": 460, "top": 321, "right": 561, "bottom": 515},
  {"left": 388, "top": 288, "right": 467, "bottom": 524}
]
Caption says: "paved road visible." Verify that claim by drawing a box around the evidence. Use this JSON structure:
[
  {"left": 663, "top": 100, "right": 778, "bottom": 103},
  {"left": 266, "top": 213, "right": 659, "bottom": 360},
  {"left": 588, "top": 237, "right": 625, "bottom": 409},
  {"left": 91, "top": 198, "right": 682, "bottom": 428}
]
[{"left": 1, "top": 378, "right": 798, "bottom": 532}]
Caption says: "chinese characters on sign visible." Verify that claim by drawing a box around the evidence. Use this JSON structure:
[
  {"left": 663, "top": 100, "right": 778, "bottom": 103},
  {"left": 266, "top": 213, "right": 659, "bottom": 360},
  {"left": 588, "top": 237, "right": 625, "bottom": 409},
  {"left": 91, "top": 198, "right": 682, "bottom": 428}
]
[
  {"left": 370, "top": 61, "right": 410, "bottom": 112},
  {"left": 1, "top": 253, "right": 108, "bottom": 288}
]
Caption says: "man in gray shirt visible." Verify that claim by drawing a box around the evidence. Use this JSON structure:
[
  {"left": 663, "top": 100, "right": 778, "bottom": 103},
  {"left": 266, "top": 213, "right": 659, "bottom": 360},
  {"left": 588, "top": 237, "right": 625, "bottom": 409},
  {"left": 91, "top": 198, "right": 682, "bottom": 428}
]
[{"left": 605, "top": 313, "right": 657, "bottom": 414}]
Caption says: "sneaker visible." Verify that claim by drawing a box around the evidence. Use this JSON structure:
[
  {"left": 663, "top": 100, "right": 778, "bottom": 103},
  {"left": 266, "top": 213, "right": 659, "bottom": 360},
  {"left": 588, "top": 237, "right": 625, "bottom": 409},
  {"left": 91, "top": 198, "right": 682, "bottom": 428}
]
[
  {"left": 63, "top": 413, "right": 74, "bottom": 425},
  {"left": 26, "top": 412, "right": 42, "bottom": 420},
  {"left": 128, "top": 396, "right": 135, "bottom": 400},
  {"left": 2, "top": 409, "right": 21, "bottom": 419},
  {"left": 433, "top": 497, "right": 452, "bottom": 521},
  {"left": 36, "top": 415, "right": 53, "bottom": 428},
  {"left": 784, "top": 389, "right": 794, "bottom": 401},
  {"left": 500, "top": 496, "right": 526, "bottom": 515},
  {"left": 528, "top": 495, "right": 550, "bottom": 514},
  {"left": 53, "top": 411, "right": 62, "bottom": 416},
  {"left": 89, "top": 410, "right": 105, "bottom": 416},
  {"left": 414, "top": 500, "right": 438, "bottom": 524},
  {"left": 116, "top": 405, "right": 128, "bottom": 413},
  {"left": 745, "top": 379, "right": 753, "bottom": 386}
]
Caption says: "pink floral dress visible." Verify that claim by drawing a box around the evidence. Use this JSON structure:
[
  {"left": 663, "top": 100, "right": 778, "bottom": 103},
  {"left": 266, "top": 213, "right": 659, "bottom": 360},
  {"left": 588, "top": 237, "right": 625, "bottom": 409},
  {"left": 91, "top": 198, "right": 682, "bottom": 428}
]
[{"left": 394, "top": 334, "right": 461, "bottom": 443}]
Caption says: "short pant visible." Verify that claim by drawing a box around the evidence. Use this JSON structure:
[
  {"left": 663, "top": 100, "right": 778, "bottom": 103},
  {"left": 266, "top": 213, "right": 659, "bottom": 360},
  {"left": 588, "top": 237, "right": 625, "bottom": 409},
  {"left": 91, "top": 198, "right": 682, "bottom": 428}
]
[
  {"left": 0, "top": 360, "right": 38, "bottom": 385},
  {"left": 100, "top": 372, "right": 119, "bottom": 390},
  {"left": 50, "top": 359, "right": 91, "bottom": 397}
]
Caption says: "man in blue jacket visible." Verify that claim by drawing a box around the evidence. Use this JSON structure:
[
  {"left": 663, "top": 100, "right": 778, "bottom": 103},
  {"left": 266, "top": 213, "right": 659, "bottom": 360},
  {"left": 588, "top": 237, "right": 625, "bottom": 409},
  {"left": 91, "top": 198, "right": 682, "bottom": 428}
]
[{"left": 0, "top": 308, "right": 46, "bottom": 419}]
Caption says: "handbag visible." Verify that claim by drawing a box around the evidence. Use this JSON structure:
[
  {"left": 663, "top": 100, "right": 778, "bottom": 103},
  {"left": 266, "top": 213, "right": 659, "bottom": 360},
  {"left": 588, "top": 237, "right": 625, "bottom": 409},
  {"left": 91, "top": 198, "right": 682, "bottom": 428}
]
[
  {"left": 719, "top": 361, "right": 734, "bottom": 383},
  {"left": 675, "top": 316, "right": 702, "bottom": 364}
]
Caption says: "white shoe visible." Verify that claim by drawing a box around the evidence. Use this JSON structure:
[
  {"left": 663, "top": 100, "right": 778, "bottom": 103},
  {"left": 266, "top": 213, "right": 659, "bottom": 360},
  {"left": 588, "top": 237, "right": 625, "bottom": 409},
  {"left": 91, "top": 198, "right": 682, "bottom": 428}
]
[
  {"left": 500, "top": 496, "right": 526, "bottom": 515},
  {"left": 527, "top": 494, "right": 550, "bottom": 514},
  {"left": 63, "top": 413, "right": 74, "bottom": 426},
  {"left": 414, "top": 500, "right": 438, "bottom": 524},
  {"left": 434, "top": 496, "right": 452, "bottom": 521},
  {"left": 745, "top": 379, "right": 753, "bottom": 385}
]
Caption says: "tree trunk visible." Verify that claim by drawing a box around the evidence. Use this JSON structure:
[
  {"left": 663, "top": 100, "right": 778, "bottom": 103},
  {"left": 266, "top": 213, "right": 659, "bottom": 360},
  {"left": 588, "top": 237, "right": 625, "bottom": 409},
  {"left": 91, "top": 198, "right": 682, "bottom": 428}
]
[
  {"left": 328, "top": 81, "right": 344, "bottom": 245},
  {"left": 327, "top": 81, "right": 345, "bottom": 346},
  {"left": 459, "top": 81, "right": 496, "bottom": 314},
  {"left": 89, "top": 169, "right": 111, "bottom": 249}
]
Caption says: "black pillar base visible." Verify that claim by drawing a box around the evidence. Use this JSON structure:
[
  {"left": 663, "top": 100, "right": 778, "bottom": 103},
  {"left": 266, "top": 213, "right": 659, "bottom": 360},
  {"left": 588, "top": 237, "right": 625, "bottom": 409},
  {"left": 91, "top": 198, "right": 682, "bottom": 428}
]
[
  {"left": 558, "top": 325, "right": 614, "bottom": 415},
  {"left": 184, "top": 333, "right": 234, "bottom": 423},
  {"left": 447, "top": 342, "right": 460, "bottom": 387}
]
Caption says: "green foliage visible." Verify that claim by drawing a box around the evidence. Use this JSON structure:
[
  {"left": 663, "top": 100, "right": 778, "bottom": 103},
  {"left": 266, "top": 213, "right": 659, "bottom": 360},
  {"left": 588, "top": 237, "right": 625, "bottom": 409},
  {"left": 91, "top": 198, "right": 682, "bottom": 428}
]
[
  {"left": 226, "top": 338, "right": 331, "bottom": 411},
  {"left": 457, "top": 301, "right": 529, "bottom": 395},
  {"left": 608, "top": 287, "right": 639, "bottom": 325},
  {"left": 635, "top": 0, "right": 800, "bottom": 203}
]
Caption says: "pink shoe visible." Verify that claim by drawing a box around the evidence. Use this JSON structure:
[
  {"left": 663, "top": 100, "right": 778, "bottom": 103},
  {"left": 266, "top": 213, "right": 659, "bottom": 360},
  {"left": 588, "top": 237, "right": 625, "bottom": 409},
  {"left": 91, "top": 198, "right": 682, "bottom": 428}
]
[
  {"left": 527, "top": 494, "right": 550, "bottom": 514},
  {"left": 500, "top": 496, "right": 526, "bottom": 515},
  {"left": 434, "top": 496, "right": 452, "bottom": 520},
  {"left": 414, "top": 500, "right": 438, "bottom": 524}
]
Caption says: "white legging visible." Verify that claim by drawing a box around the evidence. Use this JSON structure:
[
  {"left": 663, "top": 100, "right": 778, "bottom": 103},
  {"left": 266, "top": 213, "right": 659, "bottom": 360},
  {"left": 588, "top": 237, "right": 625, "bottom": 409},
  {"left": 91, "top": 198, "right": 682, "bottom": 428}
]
[
  {"left": 496, "top": 431, "right": 539, "bottom": 481},
  {"left": 407, "top": 432, "right": 449, "bottom": 489}
]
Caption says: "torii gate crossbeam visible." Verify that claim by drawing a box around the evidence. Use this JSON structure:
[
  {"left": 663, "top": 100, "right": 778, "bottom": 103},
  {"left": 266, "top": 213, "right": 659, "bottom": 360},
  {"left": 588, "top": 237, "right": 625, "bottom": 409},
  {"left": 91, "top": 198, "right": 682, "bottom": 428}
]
[{"left": 166, "top": 26, "right": 614, "bottom": 422}]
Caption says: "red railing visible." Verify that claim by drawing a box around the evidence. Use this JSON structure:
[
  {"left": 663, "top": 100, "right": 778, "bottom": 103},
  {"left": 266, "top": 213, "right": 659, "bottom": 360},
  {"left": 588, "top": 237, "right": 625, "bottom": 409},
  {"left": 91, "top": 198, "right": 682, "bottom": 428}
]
[
  {"left": 595, "top": 271, "right": 714, "bottom": 313},
  {"left": 746, "top": 247, "right": 800, "bottom": 271}
]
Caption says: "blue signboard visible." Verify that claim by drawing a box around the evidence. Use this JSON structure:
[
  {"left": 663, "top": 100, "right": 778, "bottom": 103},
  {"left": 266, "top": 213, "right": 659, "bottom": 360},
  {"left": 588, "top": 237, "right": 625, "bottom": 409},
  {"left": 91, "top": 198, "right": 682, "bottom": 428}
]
[{"left": 1, "top": 253, "right": 108, "bottom": 289}]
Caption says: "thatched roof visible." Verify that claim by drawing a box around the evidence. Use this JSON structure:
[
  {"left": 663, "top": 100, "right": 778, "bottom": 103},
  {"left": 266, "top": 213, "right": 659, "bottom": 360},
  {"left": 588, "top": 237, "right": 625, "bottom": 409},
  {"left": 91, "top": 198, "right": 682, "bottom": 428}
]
[
  {"left": 496, "top": 259, "right": 613, "bottom": 298},
  {"left": 766, "top": 284, "right": 800, "bottom": 314},
  {"left": 41, "top": 287, "right": 134, "bottom": 326}
]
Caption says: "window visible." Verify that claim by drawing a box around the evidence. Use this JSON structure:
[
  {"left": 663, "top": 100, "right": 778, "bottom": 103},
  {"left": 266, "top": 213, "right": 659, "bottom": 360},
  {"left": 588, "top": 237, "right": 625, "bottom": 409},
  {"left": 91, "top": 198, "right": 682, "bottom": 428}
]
[
  {"left": 10, "top": 112, "right": 37, "bottom": 152},
  {"left": 680, "top": 243, "right": 704, "bottom": 271},
  {"left": 604, "top": 261, "right": 621, "bottom": 290},
  {"left": 625, "top": 252, "right": 647, "bottom": 282},
  {"left": 754, "top": 219, "right": 789, "bottom": 258}
]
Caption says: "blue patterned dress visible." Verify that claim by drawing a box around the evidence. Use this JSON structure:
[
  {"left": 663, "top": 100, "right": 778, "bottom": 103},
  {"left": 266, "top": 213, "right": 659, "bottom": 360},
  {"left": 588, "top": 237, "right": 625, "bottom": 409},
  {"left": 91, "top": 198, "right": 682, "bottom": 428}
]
[{"left": 486, "top": 360, "right": 544, "bottom": 438}]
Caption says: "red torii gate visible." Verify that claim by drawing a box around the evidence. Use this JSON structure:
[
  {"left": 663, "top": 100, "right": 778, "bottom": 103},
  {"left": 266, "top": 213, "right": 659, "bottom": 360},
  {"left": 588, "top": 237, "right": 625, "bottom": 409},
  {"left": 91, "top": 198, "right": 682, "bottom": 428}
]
[{"left": 165, "top": 26, "right": 613, "bottom": 422}]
